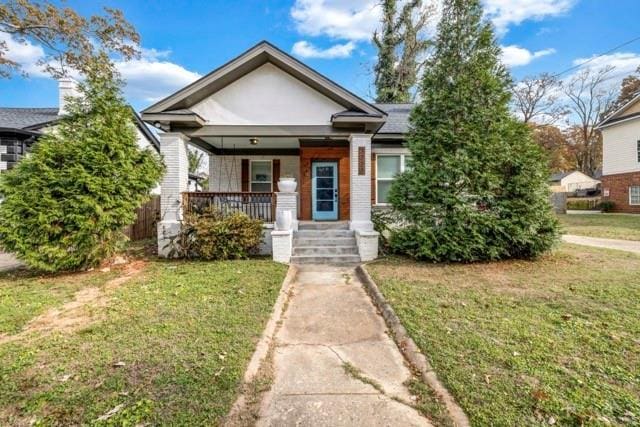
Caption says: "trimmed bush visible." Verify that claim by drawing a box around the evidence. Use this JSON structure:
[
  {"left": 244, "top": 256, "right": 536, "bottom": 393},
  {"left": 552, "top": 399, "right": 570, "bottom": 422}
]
[
  {"left": 384, "top": 0, "right": 559, "bottom": 262},
  {"left": 599, "top": 201, "right": 615, "bottom": 212},
  {"left": 0, "top": 56, "right": 163, "bottom": 272},
  {"left": 173, "top": 207, "right": 264, "bottom": 260}
]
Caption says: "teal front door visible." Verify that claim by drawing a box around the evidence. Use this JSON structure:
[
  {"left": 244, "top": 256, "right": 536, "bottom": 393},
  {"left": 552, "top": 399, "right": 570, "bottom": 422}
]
[{"left": 312, "top": 161, "right": 338, "bottom": 220}]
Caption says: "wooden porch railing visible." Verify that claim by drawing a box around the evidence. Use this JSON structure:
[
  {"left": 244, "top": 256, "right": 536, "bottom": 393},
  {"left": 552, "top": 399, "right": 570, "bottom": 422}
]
[{"left": 183, "top": 192, "right": 276, "bottom": 222}]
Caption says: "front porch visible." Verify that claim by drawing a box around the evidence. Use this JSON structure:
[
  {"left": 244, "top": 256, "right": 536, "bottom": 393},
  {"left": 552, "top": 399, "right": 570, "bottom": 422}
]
[
  {"left": 140, "top": 41, "right": 391, "bottom": 263},
  {"left": 157, "top": 132, "right": 379, "bottom": 263}
]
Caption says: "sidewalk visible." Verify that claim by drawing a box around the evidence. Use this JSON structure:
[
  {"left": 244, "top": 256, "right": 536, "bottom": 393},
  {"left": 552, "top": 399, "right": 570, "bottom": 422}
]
[
  {"left": 562, "top": 234, "right": 640, "bottom": 255},
  {"left": 256, "top": 265, "right": 432, "bottom": 427}
]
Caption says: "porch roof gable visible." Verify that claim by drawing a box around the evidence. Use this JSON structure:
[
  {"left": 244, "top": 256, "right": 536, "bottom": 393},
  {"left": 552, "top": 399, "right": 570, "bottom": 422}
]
[{"left": 141, "top": 41, "right": 386, "bottom": 122}]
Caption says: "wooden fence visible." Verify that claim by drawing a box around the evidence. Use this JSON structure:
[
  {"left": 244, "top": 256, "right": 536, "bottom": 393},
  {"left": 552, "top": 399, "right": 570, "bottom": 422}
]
[{"left": 125, "top": 196, "right": 161, "bottom": 241}]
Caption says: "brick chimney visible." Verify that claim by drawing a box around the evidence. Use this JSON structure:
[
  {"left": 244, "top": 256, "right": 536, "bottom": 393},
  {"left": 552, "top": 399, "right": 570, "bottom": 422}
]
[{"left": 58, "top": 77, "right": 79, "bottom": 116}]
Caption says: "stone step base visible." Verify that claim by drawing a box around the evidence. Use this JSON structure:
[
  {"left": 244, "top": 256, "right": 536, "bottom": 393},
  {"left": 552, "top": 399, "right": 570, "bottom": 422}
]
[
  {"left": 293, "top": 237, "right": 357, "bottom": 247},
  {"left": 294, "top": 230, "right": 355, "bottom": 238},
  {"left": 298, "top": 221, "right": 350, "bottom": 231},
  {"left": 290, "top": 254, "right": 362, "bottom": 265},
  {"left": 292, "top": 245, "right": 359, "bottom": 256}
]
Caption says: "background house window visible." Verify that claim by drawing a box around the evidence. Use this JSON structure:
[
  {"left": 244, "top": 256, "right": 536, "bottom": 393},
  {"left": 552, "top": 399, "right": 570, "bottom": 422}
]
[
  {"left": 630, "top": 186, "right": 640, "bottom": 205},
  {"left": 250, "top": 160, "right": 272, "bottom": 192},
  {"left": 376, "top": 154, "right": 411, "bottom": 204}
]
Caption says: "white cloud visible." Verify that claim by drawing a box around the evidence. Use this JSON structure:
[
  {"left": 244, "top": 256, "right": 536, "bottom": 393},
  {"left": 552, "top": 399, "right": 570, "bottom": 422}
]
[
  {"left": 290, "top": 0, "right": 381, "bottom": 41},
  {"left": 0, "top": 31, "right": 200, "bottom": 104},
  {"left": 564, "top": 52, "right": 640, "bottom": 91},
  {"left": 116, "top": 56, "right": 201, "bottom": 103},
  {"left": 0, "top": 31, "right": 47, "bottom": 76},
  {"left": 501, "top": 45, "right": 556, "bottom": 67},
  {"left": 484, "top": 0, "right": 577, "bottom": 34},
  {"left": 292, "top": 40, "right": 356, "bottom": 59}
]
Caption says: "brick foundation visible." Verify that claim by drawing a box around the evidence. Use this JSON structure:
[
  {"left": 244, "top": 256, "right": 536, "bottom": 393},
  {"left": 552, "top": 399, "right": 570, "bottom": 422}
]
[{"left": 601, "top": 172, "right": 640, "bottom": 214}]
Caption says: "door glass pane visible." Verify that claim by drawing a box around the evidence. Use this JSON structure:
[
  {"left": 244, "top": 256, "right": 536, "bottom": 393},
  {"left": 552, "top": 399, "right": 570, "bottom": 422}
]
[
  {"left": 378, "top": 156, "right": 401, "bottom": 179},
  {"left": 377, "top": 180, "right": 393, "bottom": 203},
  {"left": 317, "top": 201, "right": 334, "bottom": 212},
  {"left": 251, "top": 161, "right": 271, "bottom": 182},
  {"left": 317, "top": 189, "right": 333, "bottom": 200},
  {"left": 316, "top": 178, "right": 333, "bottom": 188},
  {"left": 251, "top": 182, "right": 271, "bottom": 192},
  {"left": 316, "top": 166, "right": 334, "bottom": 177}
]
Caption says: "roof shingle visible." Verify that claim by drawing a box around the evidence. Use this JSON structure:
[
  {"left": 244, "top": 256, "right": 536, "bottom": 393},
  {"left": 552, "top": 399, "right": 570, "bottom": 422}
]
[{"left": 0, "top": 107, "right": 59, "bottom": 130}]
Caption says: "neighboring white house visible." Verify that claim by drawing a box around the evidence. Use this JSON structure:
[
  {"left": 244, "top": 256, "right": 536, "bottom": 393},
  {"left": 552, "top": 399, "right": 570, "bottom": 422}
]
[
  {"left": 549, "top": 171, "right": 601, "bottom": 193},
  {"left": 597, "top": 93, "right": 640, "bottom": 213},
  {"left": 0, "top": 78, "right": 161, "bottom": 194},
  {"left": 141, "top": 41, "right": 413, "bottom": 263}
]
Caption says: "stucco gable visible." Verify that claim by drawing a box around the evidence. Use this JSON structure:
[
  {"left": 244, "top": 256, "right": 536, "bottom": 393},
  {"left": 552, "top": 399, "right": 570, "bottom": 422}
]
[{"left": 190, "top": 63, "right": 344, "bottom": 125}]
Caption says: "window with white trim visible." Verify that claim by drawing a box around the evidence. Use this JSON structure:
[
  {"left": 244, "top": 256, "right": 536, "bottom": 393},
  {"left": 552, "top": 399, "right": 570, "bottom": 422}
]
[
  {"left": 630, "top": 186, "right": 640, "bottom": 205},
  {"left": 376, "top": 154, "right": 412, "bottom": 204},
  {"left": 250, "top": 160, "right": 272, "bottom": 192}
]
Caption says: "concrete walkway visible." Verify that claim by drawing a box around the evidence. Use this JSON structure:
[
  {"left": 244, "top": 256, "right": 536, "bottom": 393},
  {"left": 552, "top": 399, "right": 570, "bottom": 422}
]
[
  {"left": 563, "top": 234, "right": 640, "bottom": 255},
  {"left": 257, "top": 265, "right": 432, "bottom": 427}
]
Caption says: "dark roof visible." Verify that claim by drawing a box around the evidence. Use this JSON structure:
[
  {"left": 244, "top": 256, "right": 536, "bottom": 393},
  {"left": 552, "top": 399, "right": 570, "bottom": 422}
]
[
  {"left": 598, "top": 111, "right": 640, "bottom": 128},
  {"left": 549, "top": 171, "right": 572, "bottom": 182},
  {"left": 131, "top": 108, "right": 160, "bottom": 151},
  {"left": 0, "top": 106, "right": 159, "bottom": 152},
  {"left": 0, "top": 107, "right": 59, "bottom": 130},
  {"left": 374, "top": 103, "right": 413, "bottom": 134}
]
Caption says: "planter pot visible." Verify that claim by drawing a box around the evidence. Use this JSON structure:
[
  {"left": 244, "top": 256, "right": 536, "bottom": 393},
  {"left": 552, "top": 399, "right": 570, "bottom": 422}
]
[
  {"left": 276, "top": 210, "right": 292, "bottom": 230},
  {"left": 278, "top": 178, "right": 297, "bottom": 193}
]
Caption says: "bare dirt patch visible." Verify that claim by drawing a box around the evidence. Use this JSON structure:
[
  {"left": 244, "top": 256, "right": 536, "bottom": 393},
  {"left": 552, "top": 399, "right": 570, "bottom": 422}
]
[{"left": 0, "top": 260, "right": 146, "bottom": 345}]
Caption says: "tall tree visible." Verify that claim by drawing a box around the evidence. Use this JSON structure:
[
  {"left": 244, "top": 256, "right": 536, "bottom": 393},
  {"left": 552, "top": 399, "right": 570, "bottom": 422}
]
[
  {"left": 0, "top": 0, "right": 139, "bottom": 78},
  {"left": 563, "top": 67, "right": 615, "bottom": 176},
  {"left": 373, "top": 0, "right": 433, "bottom": 103},
  {"left": 188, "top": 148, "right": 205, "bottom": 175},
  {"left": 511, "top": 73, "right": 565, "bottom": 124},
  {"left": 386, "top": 0, "right": 558, "bottom": 262},
  {"left": 0, "top": 54, "right": 163, "bottom": 272},
  {"left": 607, "top": 65, "right": 640, "bottom": 114},
  {"left": 531, "top": 124, "right": 573, "bottom": 172}
]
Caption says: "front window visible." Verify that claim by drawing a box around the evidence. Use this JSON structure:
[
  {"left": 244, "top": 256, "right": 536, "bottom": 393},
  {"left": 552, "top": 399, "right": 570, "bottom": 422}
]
[
  {"left": 250, "top": 160, "right": 272, "bottom": 192},
  {"left": 630, "top": 186, "right": 640, "bottom": 205},
  {"left": 637, "top": 140, "right": 640, "bottom": 163},
  {"left": 376, "top": 154, "right": 411, "bottom": 204}
]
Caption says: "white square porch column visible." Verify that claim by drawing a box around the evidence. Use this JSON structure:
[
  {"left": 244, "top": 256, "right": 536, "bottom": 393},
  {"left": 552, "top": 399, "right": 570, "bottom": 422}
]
[
  {"left": 157, "top": 132, "right": 189, "bottom": 257},
  {"left": 349, "top": 133, "right": 374, "bottom": 231}
]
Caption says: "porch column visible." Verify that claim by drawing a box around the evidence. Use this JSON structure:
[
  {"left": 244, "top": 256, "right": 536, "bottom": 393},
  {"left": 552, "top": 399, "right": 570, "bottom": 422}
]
[
  {"left": 157, "top": 132, "right": 189, "bottom": 257},
  {"left": 349, "top": 134, "right": 374, "bottom": 231}
]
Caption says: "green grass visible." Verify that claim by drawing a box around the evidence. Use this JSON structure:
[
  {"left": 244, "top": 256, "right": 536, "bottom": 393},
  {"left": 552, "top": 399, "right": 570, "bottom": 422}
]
[
  {"left": 367, "top": 245, "right": 640, "bottom": 426},
  {"left": 0, "top": 259, "right": 287, "bottom": 425},
  {"left": 558, "top": 214, "right": 640, "bottom": 241},
  {"left": 0, "top": 268, "right": 119, "bottom": 335}
]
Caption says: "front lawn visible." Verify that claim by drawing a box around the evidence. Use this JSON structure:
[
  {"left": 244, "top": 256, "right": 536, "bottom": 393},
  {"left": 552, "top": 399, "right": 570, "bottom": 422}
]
[
  {"left": 367, "top": 245, "right": 640, "bottom": 426},
  {"left": 558, "top": 213, "right": 640, "bottom": 241},
  {"left": 0, "top": 259, "right": 287, "bottom": 425}
]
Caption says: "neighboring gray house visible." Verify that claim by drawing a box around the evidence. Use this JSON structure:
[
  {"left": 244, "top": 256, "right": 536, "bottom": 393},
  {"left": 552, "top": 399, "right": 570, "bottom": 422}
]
[
  {"left": 142, "top": 41, "right": 413, "bottom": 264},
  {"left": 0, "top": 78, "right": 160, "bottom": 173}
]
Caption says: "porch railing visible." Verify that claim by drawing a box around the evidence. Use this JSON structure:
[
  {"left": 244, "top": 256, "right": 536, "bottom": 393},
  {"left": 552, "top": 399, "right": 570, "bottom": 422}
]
[{"left": 183, "top": 192, "right": 276, "bottom": 222}]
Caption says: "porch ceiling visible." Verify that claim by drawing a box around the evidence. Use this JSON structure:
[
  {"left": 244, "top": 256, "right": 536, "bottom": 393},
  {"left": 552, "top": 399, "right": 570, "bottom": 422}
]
[{"left": 199, "top": 136, "right": 300, "bottom": 149}]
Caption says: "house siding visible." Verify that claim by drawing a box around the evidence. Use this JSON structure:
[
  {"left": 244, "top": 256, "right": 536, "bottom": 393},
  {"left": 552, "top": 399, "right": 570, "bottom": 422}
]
[
  {"left": 601, "top": 118, "right": 640, "bottom": 176},
  {"left": 208, "top": 155, "right": 299, "bottom": 192},
  {"left": 601, "top": 171, "right": 640, "bottom": 213}
]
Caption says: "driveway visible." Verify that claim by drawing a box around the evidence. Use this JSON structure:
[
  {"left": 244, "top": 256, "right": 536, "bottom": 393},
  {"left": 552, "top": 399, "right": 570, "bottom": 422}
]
[
  {"left": 256, "top": 265, "right": 432, "bottom": 427},
  {"left": 562, "top": 234, "right": 640, "bottom": 255}
]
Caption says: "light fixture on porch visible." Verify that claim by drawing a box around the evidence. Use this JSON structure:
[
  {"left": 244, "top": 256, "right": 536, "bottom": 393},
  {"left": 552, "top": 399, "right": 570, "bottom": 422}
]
[{"left": 249, "top": 137, "right": 259, "bottom": 145}]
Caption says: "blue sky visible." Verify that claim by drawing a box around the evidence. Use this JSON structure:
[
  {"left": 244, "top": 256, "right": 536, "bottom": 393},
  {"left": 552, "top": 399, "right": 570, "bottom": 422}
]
[{"left": 2, "top": 0, "right": 640, "bottom": 111}]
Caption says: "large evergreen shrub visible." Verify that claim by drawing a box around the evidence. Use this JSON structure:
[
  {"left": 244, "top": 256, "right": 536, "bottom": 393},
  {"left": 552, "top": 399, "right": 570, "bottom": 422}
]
[
  {"left": 0, "top": 55, "right": 164, "bottom": 272},
  {"left": 386, "top": 0, "right": 559, "bottom": 262}
]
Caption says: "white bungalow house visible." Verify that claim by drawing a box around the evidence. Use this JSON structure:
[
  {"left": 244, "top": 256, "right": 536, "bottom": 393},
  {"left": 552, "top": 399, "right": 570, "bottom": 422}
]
[
  {"left": 548, "top": 171, "right": 601, "bottom": 193},
  {"left": 597, "top": 93, "right": 640, "bottom": 213},
  {"left": 142, "top": 41, "right": 412, "bottom": 263}
]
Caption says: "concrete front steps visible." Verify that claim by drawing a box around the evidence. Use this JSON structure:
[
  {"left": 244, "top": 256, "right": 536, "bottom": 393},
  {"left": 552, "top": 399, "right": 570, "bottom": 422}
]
[{"left": 291, "top": 221, "right": 361, "bottom": 265}]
